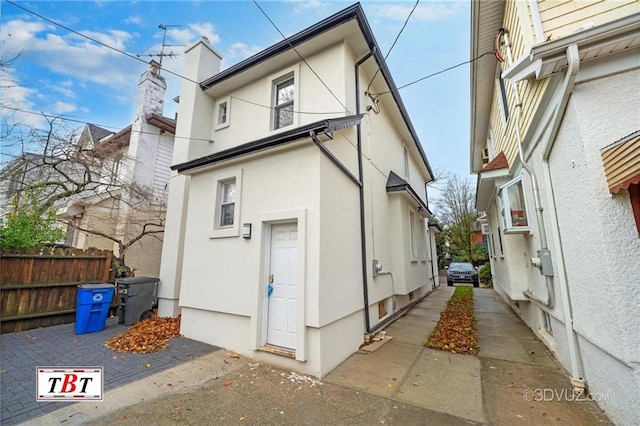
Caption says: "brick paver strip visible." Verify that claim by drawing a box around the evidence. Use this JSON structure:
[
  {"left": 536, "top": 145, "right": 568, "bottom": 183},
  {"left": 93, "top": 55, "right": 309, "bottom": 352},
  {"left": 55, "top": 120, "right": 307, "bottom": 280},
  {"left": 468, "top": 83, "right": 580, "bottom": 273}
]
[{"left": 0, "top": 317, "right": 218, "bottom": 425}]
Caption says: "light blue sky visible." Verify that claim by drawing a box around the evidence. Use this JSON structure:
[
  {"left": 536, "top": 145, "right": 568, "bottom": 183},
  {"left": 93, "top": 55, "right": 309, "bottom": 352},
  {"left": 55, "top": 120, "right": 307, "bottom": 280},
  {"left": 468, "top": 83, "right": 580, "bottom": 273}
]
[{"left": 1, "top": 0, "right": 474, "bottom": 189}]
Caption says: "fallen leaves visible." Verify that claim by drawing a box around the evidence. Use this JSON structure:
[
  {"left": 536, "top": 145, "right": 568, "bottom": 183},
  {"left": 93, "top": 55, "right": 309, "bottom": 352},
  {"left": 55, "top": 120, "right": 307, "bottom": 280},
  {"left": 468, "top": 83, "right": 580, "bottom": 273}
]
[
  {"left": 104, "top": 316, "right": 182, "bottom": 354},
  {"left": 425, "top": 286, "right": 479, "bottom": 355}
]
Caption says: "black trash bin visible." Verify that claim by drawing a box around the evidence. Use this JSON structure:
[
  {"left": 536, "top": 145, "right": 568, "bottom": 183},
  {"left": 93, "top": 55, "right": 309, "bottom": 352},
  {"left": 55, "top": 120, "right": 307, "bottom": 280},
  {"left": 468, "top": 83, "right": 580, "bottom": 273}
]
[{"left": 116, "top": 277, "right": 159, "bottom": 326}]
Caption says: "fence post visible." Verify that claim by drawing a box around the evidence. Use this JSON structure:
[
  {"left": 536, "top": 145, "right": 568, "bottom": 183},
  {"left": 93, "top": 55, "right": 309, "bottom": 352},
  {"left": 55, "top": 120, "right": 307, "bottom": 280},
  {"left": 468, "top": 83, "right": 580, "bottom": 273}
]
[{"left": 103, "top": 251, "right": 113, "bottom": 282}]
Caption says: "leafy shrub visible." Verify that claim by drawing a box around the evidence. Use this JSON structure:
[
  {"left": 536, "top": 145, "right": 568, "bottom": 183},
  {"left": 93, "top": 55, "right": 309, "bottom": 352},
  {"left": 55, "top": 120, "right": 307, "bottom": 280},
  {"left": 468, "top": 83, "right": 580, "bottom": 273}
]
[{"left": 478, "top": 262, "right": 492, "bottom": 287}]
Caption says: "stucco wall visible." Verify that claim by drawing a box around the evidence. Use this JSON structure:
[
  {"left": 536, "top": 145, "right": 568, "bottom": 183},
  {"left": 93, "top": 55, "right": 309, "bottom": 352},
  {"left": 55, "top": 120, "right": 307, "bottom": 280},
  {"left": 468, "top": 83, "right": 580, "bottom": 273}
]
[{"left": 546, "top": 69, "right": 640, "bottom": 424}]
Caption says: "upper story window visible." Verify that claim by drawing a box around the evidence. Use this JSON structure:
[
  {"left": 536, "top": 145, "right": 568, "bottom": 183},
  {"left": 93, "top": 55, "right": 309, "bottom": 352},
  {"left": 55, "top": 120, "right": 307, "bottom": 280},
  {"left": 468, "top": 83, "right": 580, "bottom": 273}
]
[
  {"left": 218, "top": 102, "right": 228, "bottom": 125},
  {"left": 403, "top": 145, "right": 410, "bottom": 180},
  {"left": 215, "top": 96, "right": 230, "bottom": 130},
  {"left": 274, "top": 77, "right": 294, "bottom": 130},
  {"left": 500, "top": 177, "right": 530, "bottom": 231}
]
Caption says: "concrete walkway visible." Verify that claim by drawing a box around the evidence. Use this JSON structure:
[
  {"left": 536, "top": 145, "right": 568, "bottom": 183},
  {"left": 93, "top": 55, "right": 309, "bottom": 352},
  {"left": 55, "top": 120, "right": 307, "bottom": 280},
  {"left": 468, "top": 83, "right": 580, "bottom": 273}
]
[{"left": 16, "top": 286, "right": 612, "bottom": 425}]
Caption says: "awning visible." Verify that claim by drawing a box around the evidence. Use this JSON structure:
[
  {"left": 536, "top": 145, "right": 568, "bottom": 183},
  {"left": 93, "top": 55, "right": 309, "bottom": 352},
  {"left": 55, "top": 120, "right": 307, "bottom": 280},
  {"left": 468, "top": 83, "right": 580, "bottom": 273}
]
[
  {"left": 601, "top": 131, "right": 640, "bottom": 194},
  {"left": 475, "top": 152, "right": 511, "bottom": 212},
  {"left": 386, "top": 170, "right": 430, "bottom": 216}
]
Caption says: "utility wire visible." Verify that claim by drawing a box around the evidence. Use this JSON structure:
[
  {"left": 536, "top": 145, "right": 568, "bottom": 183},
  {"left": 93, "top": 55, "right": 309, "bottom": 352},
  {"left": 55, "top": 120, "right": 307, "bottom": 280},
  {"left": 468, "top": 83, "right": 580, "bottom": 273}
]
[
  {"left": 5, "top": 0, "right": 344, "bottom": 117},
  {"left": 366, "top": 0, "right": 420, "bottom": 93},
  {"left": 252, "top": 0, "right": 352, "bottom": 115},
  {"left": 1, "top": 105, "right": 215, "bottom": 143},
  {"left": 372, "top": 51, "right": 496, "bottom": 96}
]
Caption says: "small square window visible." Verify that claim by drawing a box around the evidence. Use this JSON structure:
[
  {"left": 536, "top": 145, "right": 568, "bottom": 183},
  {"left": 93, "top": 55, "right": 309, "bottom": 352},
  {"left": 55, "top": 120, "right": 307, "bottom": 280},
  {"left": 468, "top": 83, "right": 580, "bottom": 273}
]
[
  {"left": 500, "top": 177, "right": 530, "bottom": 231},
  {"left": 214, "top": 97, "right": 230, "bottom": 130},
  {"left": 274, "top": 77, "right": 294, "bottom": 129}
]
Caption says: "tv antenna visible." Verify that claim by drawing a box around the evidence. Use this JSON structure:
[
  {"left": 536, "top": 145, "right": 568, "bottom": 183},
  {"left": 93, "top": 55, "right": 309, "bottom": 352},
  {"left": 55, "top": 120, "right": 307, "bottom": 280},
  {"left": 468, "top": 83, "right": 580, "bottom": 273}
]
[{"left": 136, "top": 24, "right": 185, "bottom": 74}]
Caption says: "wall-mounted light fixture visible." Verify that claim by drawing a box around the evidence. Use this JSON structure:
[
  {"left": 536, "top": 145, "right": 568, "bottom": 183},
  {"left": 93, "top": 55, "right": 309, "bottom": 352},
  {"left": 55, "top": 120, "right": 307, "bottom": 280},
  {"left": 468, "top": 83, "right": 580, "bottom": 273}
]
[{"left": 242, "top": 223, "right": 252, "bottom": 239}]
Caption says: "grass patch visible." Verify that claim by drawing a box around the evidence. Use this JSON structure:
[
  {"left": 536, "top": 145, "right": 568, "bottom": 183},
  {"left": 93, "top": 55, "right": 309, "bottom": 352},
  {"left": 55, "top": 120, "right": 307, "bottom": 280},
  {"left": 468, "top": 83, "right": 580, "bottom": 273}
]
[{"left": 425, "top": 286, "right": 479, "bottom": 355}]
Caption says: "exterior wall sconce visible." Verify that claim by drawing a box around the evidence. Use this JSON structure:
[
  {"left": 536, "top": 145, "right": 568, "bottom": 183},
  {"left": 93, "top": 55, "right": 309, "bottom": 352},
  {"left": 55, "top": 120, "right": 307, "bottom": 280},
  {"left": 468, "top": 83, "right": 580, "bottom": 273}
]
[{"left": 242, "top": 223, "right": 252, "bottom": 239}]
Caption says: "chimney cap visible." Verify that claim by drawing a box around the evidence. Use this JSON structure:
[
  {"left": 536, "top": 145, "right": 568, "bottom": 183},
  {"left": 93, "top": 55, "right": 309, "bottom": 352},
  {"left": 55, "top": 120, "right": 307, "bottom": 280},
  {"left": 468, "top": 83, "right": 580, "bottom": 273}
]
[{"left": 149, "top": 60, "right": 161, "bottom": 74}]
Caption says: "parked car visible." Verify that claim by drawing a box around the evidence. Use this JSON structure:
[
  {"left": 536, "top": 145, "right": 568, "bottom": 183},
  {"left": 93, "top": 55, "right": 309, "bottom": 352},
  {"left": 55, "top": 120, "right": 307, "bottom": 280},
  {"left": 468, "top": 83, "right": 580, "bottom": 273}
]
[{"left": 447, "top": 262, "right": 479, "bottom": 287}]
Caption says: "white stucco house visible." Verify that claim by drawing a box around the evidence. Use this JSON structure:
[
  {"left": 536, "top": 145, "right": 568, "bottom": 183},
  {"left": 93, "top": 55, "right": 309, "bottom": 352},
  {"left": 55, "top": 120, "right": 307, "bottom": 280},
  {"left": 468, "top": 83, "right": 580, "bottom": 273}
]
[
  {"left": 158, "top": 4, "right": 439, "bottom": 377},
  {"left": 470, "top": 1, "right": 640, "bottom": 424}
]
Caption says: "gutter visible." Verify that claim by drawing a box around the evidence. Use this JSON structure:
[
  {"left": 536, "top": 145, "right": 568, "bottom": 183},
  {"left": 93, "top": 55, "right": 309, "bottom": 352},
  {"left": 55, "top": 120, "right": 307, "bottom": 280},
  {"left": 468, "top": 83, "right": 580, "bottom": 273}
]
[
  {"left": 355, "top": 49, "right": 375, "bottom": 333},
  {"left": 539, "top": 43, "right": 585, "bottom": 392}
]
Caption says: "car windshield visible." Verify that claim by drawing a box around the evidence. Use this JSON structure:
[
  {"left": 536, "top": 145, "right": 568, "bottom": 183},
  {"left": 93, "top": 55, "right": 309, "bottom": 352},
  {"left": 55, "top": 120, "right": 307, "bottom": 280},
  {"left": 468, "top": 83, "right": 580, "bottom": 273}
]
[{"left": 450, "top": 263, "right": 474, "bottom": 271}]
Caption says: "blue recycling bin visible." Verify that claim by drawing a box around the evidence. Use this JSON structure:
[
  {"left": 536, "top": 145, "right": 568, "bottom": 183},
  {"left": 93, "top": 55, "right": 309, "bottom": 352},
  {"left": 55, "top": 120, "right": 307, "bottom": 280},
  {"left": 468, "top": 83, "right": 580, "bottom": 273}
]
[{"left": 75, "top": 283, "right": 115, "bottom": 335}]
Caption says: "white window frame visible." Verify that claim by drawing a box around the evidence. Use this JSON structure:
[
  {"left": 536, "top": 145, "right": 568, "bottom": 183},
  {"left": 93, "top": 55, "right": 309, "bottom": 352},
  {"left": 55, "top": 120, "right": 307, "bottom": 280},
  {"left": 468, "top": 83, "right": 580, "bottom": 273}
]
[
  {"left": 499, "top": 176, "right": 531, "bottom": 233},
  {"left": 210, "top": 169, "right": 242, "bottom": 239},
  {"left": 214, "top": 96, "right": 231, "bottom": 130},
  {"left": 403, "top": 145, "right": 410, "bottom": 180},
  {"left": 269, "top": 65, "right": 299, "bottom": 132},
  {"left": 409, "top": 209, "right": 420, "bottom": 262}
]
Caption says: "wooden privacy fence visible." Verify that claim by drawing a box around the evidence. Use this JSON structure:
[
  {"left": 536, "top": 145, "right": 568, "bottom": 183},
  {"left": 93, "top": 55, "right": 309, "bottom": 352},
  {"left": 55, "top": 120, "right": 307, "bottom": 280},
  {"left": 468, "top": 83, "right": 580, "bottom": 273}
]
[{"left": 0, "top": 247, "right": 115, "bottom": 334}]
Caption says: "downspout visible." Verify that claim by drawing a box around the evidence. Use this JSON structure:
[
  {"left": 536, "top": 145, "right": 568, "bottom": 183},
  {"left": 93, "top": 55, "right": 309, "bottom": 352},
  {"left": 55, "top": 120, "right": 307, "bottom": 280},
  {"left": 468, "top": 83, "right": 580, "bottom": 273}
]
[
  {"left": 501, "top": 29, "right": 555, "bottom": 308},
  {"left": 540, "top": 43, "right": 585, "bottom": 391},
  {"left": 355, "top": 49, "right": 375, "bottom": 333}
]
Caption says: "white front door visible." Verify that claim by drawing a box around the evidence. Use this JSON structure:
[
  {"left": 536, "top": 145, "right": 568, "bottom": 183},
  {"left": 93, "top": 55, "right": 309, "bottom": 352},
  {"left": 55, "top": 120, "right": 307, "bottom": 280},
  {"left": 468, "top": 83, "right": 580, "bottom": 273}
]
[{"left": 266, "top": 222, "right": 298, "bottom": 350}]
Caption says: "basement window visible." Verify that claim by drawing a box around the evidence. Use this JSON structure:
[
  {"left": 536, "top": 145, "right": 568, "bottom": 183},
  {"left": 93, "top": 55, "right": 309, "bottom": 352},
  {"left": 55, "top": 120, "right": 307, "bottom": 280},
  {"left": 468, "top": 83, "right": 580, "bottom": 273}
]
[{"left": 500, "top": 177, "right": 530, "bottom": 232}]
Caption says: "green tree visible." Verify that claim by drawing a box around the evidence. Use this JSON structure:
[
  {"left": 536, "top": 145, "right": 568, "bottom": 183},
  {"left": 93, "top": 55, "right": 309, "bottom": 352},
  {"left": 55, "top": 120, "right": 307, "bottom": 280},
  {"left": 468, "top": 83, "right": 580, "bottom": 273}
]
[
  {"left": 0, "top": 188, "right": 66, "bottom": 249},
  {"left": 434, "top": 174, "right": 484, "bottom": 263}
]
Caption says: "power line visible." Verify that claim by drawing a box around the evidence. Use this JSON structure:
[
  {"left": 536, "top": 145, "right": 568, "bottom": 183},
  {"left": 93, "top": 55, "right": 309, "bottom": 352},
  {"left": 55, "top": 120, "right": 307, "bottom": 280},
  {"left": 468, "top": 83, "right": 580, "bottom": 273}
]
[
  {"left": 5, "top": 0, "right": 345, "bottom": 117},
  {"left": 0, "top": 105, "right": 215, "bottom": 143},
  {"left": 251, "top": 0, "right": 352, "bottom": 115},
  {"left": 372, "top": 51, "right": 496, "bottom": 96},
  {"left": 366, "top": 0, "right": 420, "bottom": 93}
]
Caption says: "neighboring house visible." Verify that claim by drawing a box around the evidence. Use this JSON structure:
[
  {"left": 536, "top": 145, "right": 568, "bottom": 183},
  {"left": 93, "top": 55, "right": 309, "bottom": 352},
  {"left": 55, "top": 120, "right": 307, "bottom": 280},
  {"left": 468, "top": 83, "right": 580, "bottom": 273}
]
[
  {"left": 159, "top": 4, "right": 438, "bottom": 377},
  {"left": 60, "top": 61, "right": 175, "bottom": 277},
  {"left": 0, "top": 61, "right": 175, "bottom": 277},
  {"left": 470, "top": 2, "right": 640, "bottom": 424}
]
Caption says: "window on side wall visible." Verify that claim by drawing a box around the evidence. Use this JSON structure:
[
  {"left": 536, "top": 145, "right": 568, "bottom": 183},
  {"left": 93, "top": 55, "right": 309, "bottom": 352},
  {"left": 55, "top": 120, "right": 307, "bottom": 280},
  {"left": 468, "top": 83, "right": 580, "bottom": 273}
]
[
  {"left": 273, "top": 76, "right": 294, "bottom": 130},
  {"left": 215, "top": 97, "right": 230, "bottom": 130},
  {"left": 410, "top": 210, "right": 421, "bottom": 261},
  {"left": 218, "top": 179, "right": 236, "bottom": 227},
  {"left": 500, "top": 177, "right": 530, "bottom": 232},
  {"left": 211, "top": 170, "right": 242, "bottom": 239}
]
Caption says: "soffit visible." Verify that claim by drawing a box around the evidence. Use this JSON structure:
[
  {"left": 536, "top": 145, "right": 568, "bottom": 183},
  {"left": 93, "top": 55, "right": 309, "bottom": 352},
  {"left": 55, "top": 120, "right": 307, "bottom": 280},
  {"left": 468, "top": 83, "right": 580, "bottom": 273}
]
[
  {"left": 203, "top": 20, "right": 369, "bottom": 96},
  {"left": 470, "top": 1, "right": 504, "bottom": 174}
]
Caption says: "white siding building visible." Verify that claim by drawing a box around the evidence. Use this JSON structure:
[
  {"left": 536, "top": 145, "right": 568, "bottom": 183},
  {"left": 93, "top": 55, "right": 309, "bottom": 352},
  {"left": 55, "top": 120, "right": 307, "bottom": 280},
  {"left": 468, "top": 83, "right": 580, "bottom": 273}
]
[{"left": 470, "top": 2, "right": 640, "bottom": 424}]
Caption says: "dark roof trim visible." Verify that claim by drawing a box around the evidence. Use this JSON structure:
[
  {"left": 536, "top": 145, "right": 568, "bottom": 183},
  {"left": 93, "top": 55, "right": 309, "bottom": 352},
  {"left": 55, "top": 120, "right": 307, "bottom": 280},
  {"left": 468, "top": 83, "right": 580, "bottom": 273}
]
[
  {"left": 199, "top": 3, "right": 433, "bottom": 181},
  {"left": 146, "top": 113, "right": 176, "bottom": 135},
  {"left": 385, "top": 170, "right": 430, "bottom": 214},
  {"left": 173, "top": 115, "right": 363, "bottom": 173},
  {"left": 200, "top": 4, "right": 372, "bottom": 89}
]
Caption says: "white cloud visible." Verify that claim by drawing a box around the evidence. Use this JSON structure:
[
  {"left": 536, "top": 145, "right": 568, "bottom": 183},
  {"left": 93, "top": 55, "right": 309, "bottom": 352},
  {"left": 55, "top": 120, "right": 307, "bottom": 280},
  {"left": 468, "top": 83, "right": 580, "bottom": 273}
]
[
  {"left": 125, "top": 16, "right": 143, "bottom": 25},
  {"left": 167, "top": 23, "right": 220, "bottom": 47},
  {"left": 226, "top": 42, "right": 263, "bottom": 61},
  {"left": 284, "top": 0, "right": 327, "bottom": 14},
  {"left": 50, "top": 101, "right": 77, "bottom": 114},
  {"left": 370, "top": 2, "right": 462, "bottom": 22}
]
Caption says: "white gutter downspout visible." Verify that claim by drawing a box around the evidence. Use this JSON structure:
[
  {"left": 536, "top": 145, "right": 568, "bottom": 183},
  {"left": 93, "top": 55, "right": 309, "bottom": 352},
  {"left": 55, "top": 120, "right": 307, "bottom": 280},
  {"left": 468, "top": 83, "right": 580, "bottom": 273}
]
[
  {"left": 502, "top": 30, "right": 555, "bottom": 309},
  {"left": 540, "top": 43, "right": 585, "bottom": 392}
]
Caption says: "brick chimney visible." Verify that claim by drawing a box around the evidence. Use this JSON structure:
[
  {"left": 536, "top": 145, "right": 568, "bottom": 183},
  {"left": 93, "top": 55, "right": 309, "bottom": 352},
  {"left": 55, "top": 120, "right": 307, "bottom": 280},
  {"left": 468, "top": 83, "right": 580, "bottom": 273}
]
[{"left": 135, "top": 60, "right": 166, "bottom": 118}]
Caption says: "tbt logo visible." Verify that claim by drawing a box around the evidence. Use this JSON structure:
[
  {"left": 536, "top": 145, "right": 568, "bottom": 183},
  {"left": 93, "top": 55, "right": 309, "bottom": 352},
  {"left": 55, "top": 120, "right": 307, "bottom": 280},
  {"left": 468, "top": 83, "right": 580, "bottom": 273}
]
[{"left": 37, "top": 367, "right": 103, "bottom": 401}]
